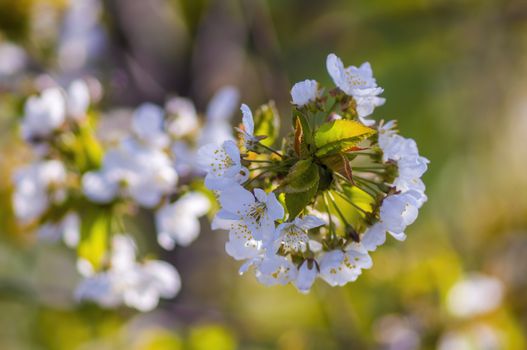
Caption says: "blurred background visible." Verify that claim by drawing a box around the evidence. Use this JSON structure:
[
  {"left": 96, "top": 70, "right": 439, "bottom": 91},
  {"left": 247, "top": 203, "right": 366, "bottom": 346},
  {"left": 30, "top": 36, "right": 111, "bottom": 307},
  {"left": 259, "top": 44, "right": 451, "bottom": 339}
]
[{"left": 1, "top": 0, "right": 527, "bottom": 349}]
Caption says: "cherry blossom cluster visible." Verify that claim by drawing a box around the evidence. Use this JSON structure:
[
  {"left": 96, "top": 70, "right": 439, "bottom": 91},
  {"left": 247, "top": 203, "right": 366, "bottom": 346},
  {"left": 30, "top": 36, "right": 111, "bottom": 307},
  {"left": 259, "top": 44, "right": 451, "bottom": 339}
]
[
  {"left": 12, "top": 79, "right": 239, "bottom": 310},
  {"left": 199, "top": 53, "right": 428, "bottom": 293}
]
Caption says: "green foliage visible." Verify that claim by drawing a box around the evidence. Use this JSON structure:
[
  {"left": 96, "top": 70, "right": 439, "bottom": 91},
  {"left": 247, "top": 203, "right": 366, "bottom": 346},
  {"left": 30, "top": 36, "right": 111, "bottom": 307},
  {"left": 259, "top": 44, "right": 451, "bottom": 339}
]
[
  {"left": 253, "top": 101, "right": 280, "bottom": 147},
  {"left": 78, "top": 205, "right": 111, "bottom": 270},
  {"left": 314, "top": 119, "right": 376, "bottom": 157}
]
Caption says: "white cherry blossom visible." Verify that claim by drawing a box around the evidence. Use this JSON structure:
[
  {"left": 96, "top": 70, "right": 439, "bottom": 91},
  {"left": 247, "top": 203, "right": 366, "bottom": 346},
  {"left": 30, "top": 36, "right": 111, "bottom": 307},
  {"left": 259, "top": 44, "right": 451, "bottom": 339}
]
[
  {"left": 216, "top": 185, "right": 284, "bottom": 241},
  {"left": 273, "top": 215, "right": 325, "bottom": 253},
  {"left": 361, "top": 191, "right": 422, "bottom": 251},
  {"left": 197, "top": 140, "right": 248, "bottom": 191},
  {"left": 319, "top": 244, "right": 372, "bottom": 286},
  {"left": 291, "top": 79, "right": 319, "bottom": 107},
  {"left": 294, "top": 260, "right": 318, "bottom": 294},
  {"left": 326, "top": 53, "right": 384, "bottom": 125}
]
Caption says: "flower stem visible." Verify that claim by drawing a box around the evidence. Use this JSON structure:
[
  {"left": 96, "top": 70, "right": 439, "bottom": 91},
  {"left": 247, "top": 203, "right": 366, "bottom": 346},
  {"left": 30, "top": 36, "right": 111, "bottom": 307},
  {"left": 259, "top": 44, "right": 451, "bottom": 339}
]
[
  {"left": 333, "top": 190, "right": 370, "bottom": 216},
  {"left": 258, "top": 142, "right": 284, "bottom": 158}
]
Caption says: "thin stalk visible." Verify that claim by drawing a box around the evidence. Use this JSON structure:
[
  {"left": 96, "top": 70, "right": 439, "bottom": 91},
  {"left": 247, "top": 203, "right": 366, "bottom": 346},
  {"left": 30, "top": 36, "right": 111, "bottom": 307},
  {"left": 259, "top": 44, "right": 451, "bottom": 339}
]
[
  {"left": 327, "top": 191, "right": 351, "bottom": 227},
  {"left": 334, "top": 190, "right": 370, "bottom": 216},
  {"left": 244, "top": 170, "right": 271, "bottom": 186},
  {"left": 322, "top": 193, "right": 336, "bottom": 239},
  {"left": 258, "top": 142, "right": 284, "bottom": 158}
]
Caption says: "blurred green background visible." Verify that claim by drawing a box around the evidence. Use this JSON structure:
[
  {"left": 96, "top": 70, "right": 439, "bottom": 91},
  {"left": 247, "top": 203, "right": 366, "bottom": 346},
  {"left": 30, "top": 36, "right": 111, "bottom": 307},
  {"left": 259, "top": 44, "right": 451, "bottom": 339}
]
[{"left": 1, "top": 0, "right": 527, "bottom": 349}]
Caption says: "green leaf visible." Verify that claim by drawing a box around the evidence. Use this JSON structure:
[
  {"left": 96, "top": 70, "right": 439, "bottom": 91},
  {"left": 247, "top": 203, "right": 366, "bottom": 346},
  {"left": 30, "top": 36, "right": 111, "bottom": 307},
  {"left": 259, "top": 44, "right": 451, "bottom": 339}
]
[
  {"left": 285, "top": 182, "right": 318, "bottom": 219},
  {"left": 254, "top": 101, "right": 280, "bottom": 147},
  {"left": 282, "top": 159, "right": 319, "bottom": 193},
  {"left": 314, "top": 119, "right": 375, "bottom": 157},
  {"left": 78, "top": 206, "right": 111, "bottom": 271}
]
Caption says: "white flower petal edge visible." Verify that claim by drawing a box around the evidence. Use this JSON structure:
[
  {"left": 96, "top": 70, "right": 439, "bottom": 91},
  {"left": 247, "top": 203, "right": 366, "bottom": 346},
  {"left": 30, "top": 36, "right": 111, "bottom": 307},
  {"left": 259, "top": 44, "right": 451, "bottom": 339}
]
[{"left": 291, "top": 79, "right": 319, "bottom": 107}]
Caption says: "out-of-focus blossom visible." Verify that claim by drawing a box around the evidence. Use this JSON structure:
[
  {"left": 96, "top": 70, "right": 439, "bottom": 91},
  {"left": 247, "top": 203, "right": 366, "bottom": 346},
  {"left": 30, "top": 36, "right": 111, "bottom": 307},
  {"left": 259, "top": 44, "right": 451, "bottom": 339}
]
[
  {"left": 447, "top": 274, "right": 504, "bottom": 318},
  {"left": 75, "top": 235, "right": 181, "bottom": 311},
  {"left": 12, "top": 160, "right": 67, "bottom": 224},
  {"left": 0, "top": 42, "right": 26, "bottom": 77},
  {"left": 373, "top": 315, "right": 421, "bottom": 350},
  {"left": 21, "top": 88, "right": 66, "bottom": 141},
  {"left": 437, "top": 324, "right": 502, "bottom": 350},
  {"left": 66, "top": 79, "right": 91, "bottom": 120},
  {"left": 132, "top": 103, "right": 169, "bottom": 148},
  {"left": 155, "top": 192, "right": 211, "bottom": 250},
  {"left": 58, "top": 0, "right": 106, "bottom": 72},
  {"left": 165, "top": 97, "right": 199, "bottom": 138},
  {"left": 199, "top": 86, "right": 239, "bottom": 146},
  {"left": 82, "top": 139, "right": 177, "bottom": 208},
  {"left": 37, "top": 212, "right": 80, "bottom": 248}
]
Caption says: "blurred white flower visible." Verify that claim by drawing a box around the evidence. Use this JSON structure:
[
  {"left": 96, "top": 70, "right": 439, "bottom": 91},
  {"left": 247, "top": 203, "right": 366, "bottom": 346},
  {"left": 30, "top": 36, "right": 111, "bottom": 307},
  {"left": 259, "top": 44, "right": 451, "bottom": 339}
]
[
  {"left": 21, "top": 87, "right": 66, "bottom": 141},
  {"left": 165, "top": 97, "right": 199, "bottom": 138},
  {"left": 0, "top": 42, "right": 26, "bottom": 77},
  {"left": 75, "top": 234, "right": 181, "bottom": 311},
  {"left": 12, "top": 160, "right": 67, "bottom": 223},
  {"left": 82, "top": 139, "right": 177, "bottom": 207},
  {"left": 447, "top": 274, "right": 504, "bottom": 318},
  {"left": 438, "top": 324, "right": 502, "bottom": 350},
  {"left": 132, "top": 103, "right": 169, "bottom": 148},
  {"left": 291, "top": 79, "right": 319, "bottom": 106},
  {"left": 67, "top": 79, "right": 91, "bottom": 120},
  {"left": 155, "top": 192, "right": 210, "bottom": 250},
  {"left": 37, "top": 212, "right": 80, "bottom": 248},
  {"left": 199, "top": 86, "right": 239, "bottom": 146}
]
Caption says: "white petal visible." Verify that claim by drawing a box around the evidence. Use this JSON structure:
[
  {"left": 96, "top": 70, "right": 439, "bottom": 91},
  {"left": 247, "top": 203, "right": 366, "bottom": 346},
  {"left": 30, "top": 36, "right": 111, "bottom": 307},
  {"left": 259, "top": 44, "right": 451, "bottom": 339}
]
[
  {"left": 240, "top": 104, "right": 254, "bottom": 135},
  {"left": 294, "top": 261, "right": 318, "bottom": 294}
]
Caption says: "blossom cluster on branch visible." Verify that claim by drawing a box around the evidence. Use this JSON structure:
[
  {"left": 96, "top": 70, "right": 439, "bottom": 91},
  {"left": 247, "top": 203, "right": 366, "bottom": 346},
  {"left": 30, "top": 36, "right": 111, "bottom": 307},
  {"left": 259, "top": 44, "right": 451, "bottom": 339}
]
[
  {"left": 199, "top": 53, "right": 428, "bottom": 293},
  {"left": 12, "top": 79, "right": 239, "bottom": 310}
]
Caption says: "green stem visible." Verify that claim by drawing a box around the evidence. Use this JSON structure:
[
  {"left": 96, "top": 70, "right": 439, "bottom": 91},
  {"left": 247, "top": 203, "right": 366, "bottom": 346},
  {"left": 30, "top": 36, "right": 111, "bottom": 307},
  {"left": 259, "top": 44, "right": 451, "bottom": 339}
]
[
  {"left": 333, "top": 190, "right": 370, "bottom": 216},
  {"left": 322, "top": 193, "right": 336, "bottom": 239},
  {"left": 258, "top": 142, "right": 284, "bottom": 158},
  {"left": 327, "top": 191, "right": 351, "bottom": 227},
  {"left": 244, "top": 170, "right": 271, "bottom": 186}
]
